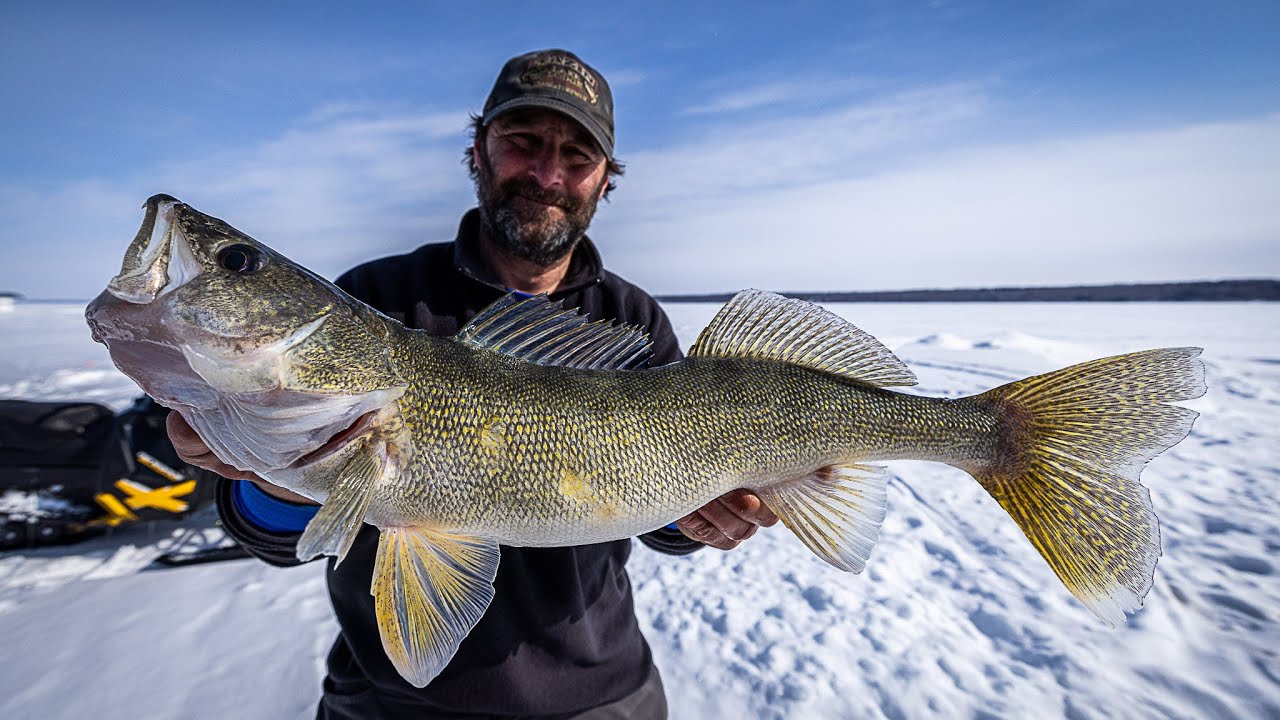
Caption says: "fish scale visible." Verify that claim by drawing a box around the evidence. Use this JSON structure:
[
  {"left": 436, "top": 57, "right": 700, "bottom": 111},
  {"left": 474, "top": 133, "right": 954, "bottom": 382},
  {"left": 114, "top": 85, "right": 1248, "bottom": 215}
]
[
  {"left": 86, "top": 195, "right": 1206, "bottom": 689},
  {"left": 376, "top": 343, "right": 1010, "bottom": 546}
]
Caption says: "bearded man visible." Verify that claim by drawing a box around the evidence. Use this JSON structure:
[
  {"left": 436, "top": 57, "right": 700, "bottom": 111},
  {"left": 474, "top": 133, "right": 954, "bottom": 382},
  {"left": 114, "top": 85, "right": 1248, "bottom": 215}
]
[{"left": 168, "top": 49, "right": 777, "bottom": 720}]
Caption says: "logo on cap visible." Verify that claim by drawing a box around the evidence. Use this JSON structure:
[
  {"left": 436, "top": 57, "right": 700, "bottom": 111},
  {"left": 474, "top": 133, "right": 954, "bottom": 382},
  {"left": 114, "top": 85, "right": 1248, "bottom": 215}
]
[{"left": 520, "top": 53, "right": 599, "bottom": 106}]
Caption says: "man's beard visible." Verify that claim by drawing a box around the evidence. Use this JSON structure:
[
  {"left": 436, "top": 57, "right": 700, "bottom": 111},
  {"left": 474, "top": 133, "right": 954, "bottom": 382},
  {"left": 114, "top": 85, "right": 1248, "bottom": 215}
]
[{"left": 475, "top": 153, "right": 604, "bottom": 267}]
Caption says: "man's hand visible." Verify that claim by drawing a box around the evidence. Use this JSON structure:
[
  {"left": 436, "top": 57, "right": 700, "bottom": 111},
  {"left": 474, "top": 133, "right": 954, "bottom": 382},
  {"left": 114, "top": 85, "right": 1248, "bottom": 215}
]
[
  {"left": 166, "top": 411, "right": 258, "bottom": 480},
  {"left": 675, "top": 489, "right": 778, "bottom": 550},
  {"left": 165, "top": 411, "right": 315, "bottom": 504}
]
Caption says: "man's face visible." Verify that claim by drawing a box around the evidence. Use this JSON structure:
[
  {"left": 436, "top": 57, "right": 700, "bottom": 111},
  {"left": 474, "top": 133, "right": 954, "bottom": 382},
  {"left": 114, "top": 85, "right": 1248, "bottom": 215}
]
[{"left": 474, "top": 108, "right": 609, "bottom": 266}]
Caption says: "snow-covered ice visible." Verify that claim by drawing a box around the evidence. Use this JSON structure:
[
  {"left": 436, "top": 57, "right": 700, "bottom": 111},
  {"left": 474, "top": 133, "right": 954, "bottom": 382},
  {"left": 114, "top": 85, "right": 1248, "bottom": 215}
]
[{"left": 1, "top": 300, "right": 1277, "bottom": 719}]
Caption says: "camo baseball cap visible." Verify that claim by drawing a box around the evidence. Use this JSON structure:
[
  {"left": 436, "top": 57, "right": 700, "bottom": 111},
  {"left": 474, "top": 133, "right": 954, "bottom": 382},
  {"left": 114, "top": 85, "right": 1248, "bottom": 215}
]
[{"left": 482, "top": 49, "right": 615, "bottom": 158}]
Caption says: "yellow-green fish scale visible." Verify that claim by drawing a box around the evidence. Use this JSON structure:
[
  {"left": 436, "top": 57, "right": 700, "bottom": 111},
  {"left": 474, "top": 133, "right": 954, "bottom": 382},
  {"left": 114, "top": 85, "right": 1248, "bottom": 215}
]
[{"left": 369, "top": 332, "right": 1003, "bottom": 546}]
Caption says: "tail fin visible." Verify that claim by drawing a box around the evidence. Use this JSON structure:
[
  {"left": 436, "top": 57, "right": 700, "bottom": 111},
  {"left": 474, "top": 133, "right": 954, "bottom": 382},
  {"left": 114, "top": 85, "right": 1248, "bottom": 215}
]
[{"left": 967, "top": 347, "right": 1205, "bottom": 626}]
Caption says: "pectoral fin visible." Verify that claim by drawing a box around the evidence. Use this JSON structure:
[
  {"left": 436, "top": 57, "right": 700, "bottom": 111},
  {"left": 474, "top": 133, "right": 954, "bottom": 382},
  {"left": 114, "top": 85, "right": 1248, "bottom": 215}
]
[
  {"left": 296, "top": 443, "right": 385, "bottom": 564},
  {"left": 372, "top": 527, "right": 500, "bottom": 688}
]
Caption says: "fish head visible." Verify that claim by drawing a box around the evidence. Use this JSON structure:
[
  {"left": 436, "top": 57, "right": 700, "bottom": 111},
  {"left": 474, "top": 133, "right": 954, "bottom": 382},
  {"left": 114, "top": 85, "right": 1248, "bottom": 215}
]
[
  {"left": 87, "top": 195, "right": 406, "bottom": 476},
  {"left": 88, "top": 194, "right": 336, "bottom": 371}
]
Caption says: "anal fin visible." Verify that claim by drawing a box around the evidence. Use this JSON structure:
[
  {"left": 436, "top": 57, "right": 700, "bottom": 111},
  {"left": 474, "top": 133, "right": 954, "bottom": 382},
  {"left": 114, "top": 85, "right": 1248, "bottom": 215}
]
[
  {"left": 296, "top": 443, "right": 384, "bottom": 565},
  {"left": 756, "top": 462, "right": 888, "bottom": 573},
  {"left": 373, "top": 527, "right": 500, "bottom": 688}
]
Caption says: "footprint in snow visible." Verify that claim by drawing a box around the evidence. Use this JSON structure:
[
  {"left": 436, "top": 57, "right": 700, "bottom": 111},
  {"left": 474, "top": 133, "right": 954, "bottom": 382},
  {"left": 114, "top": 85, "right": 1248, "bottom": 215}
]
[
  {"left": 923, "top": 540, "right": 959, "bottom": 565},
  {"left": 1220, "top": 554, "right": 1273, "bottom": 575},
  {"left": 969, "top": 606, "right": 1019, "bottom": 644},
  {"left": 800, "top": 585, "right": 834, "bottom": 612},
  {"left": 1202, "top": 515, "right": 1250, "bottom": 535},
  {"left": 1201, "top": 592, "right": 1271, "bottom": 624}
]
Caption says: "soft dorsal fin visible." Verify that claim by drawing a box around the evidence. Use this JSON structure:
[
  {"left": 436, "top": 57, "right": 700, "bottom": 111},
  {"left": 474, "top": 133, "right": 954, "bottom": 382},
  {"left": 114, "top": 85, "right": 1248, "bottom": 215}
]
[
  {"left": 455, "top": 293, "right": 653, "bottom": 370},
  {"left": 688, "top": 289, "right": 917, "bottom": 387}
]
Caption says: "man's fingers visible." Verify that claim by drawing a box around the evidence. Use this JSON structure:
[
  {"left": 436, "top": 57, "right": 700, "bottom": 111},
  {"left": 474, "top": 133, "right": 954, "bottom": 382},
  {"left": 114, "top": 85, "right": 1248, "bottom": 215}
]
[
  {"left": 697, "top": 498, "right": 758, "bottom": 544},
  {"left": 717, "top": 489, "right": 779, "bottom": 527},
  {"left": 676, "top": 511, "right": 745, "bottom": 550},
  {"left": 676, "top": 489, "right": 781, "bottom": 550},
  {"left": 165, "top": 411, "right": 258, "bottom": 481},
  {"left": 165, "top": 411, "right": 199, "bottom": 454},
  {"left": 675, "top": 512, "right": 716, "bottom": 545}
]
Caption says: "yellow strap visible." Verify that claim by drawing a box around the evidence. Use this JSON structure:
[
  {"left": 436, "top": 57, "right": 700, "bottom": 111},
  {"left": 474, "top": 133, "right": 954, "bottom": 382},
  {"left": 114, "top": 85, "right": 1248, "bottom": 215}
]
[
  {"left": 115, "top": 479, "right": 196, "bottom": 513},
  {"left": 92, "top": 492, "right": 139, "bottom": 525},
  {"left": 135, "top": 451, "right": 185, "bottom": 482}
]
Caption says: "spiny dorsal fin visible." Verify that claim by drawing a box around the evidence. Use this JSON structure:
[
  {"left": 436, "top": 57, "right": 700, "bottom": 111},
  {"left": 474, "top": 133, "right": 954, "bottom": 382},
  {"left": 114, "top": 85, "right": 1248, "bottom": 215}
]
[
  {"left": 456, "top": 293, "right": 653, "bottom": 370},
  {"left": 688, "top": 289, "right": 916, "bottom": 387}
]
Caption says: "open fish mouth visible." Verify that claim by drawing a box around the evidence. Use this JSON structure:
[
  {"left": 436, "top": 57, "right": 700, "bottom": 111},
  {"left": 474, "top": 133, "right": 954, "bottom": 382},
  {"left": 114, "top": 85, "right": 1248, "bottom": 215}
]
[
  {"left": 291, "top": 409, "right": 378, "bottom": 468},
  {"left": 104, "top": 195, "right": 201, "bottom": 304}
]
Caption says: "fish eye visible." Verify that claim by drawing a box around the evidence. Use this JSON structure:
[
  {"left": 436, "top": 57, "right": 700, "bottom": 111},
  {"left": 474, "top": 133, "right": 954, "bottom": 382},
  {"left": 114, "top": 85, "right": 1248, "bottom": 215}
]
[{"left": 216, "top": 243, "right": 263, "bottom": 274}]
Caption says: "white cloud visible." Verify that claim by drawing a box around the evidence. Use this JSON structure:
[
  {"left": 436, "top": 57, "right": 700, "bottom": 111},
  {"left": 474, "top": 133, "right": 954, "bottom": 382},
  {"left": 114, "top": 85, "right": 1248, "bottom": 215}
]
[
  {"left": 683, "top": 81, "right": 813, "bottom": 115},
  {"left": 0, "top": 105, "right": 480, "bottom": 299},
  {"left": 2, "top": 87, "right": 1277, "bottom": 301},
  {"left": 623, "top": 84, "right": 989, "bottom": 207},
  {"left": 593, "top": 114, "right": 1280, "bottom": 293},
  {"left": 599, "top": 68, "right": 648, "bottom": 89},
  {"left": 681, "top": 76, "right": 876, "bottom": 116}
]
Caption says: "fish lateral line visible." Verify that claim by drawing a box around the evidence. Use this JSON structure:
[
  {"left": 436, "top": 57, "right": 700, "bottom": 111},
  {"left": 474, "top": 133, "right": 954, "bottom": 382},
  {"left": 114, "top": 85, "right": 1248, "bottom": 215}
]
[{"left": 86, "top": 196, "right": 1207, "bottom": 690}]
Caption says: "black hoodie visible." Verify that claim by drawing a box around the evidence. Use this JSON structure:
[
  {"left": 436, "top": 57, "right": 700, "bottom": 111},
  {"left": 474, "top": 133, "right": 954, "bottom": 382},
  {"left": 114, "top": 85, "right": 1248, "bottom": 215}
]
[{"left": 215, "top": 209, "right": 700, "bottom": 719}]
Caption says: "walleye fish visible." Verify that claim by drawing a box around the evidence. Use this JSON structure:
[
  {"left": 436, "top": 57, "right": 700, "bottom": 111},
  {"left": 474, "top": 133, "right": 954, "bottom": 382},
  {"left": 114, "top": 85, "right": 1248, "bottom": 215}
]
[{"left": 87, "top": 195, "right": 1204, "bottom": 687}]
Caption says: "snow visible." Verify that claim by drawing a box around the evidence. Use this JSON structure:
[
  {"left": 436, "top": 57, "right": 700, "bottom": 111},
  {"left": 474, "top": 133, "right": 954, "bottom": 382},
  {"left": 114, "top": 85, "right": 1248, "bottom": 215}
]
[
  {"left": 2, "top": 300, "right": 1277, "bottom": 719},
  {"left": 0, "top": 489, "right": 87, "bottom": 522}
]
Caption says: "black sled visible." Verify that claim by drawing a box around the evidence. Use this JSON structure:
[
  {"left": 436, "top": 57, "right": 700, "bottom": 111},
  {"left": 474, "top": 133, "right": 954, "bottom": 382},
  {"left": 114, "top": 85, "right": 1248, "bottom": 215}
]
[{"left": 0, "top": 396, "right": 246, "bottom": 564}]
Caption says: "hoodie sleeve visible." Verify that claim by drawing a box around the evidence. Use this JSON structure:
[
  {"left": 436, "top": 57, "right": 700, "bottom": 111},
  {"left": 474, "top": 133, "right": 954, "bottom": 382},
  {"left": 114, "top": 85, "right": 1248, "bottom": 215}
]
[
  {"left": 214, "top": 475, "right": 313, "bottom": 568},
  {"left": 637, "top": 525, "right": 703, "bottom": 555}
]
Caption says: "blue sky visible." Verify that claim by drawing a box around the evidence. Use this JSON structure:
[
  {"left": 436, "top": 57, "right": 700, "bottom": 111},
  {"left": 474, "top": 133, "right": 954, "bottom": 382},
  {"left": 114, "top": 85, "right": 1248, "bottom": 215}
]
[{"left": 2, "top": 1, "right": 1278, "bottom": 299}]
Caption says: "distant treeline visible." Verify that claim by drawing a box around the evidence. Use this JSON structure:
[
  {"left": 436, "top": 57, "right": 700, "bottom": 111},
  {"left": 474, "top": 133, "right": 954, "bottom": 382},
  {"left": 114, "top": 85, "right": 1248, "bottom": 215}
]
[{"left": 658, "top": 279, "right": 1280, "bottom": 303}]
